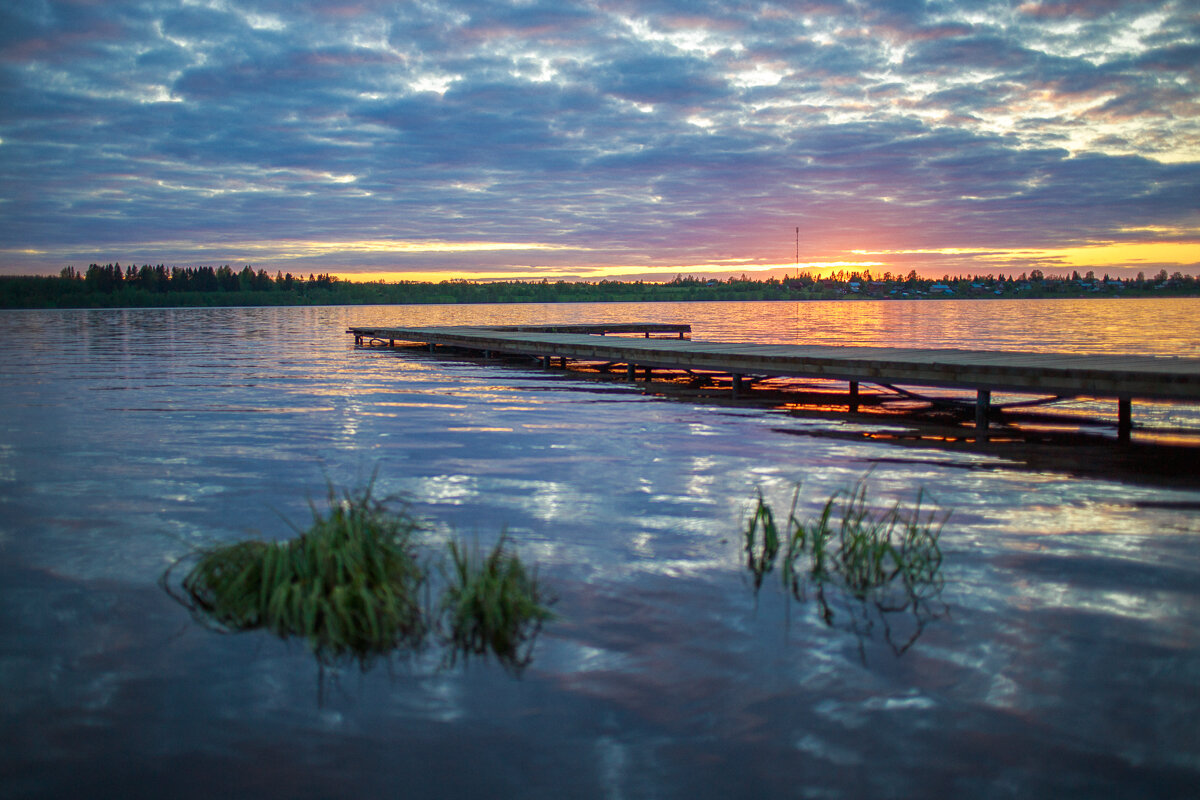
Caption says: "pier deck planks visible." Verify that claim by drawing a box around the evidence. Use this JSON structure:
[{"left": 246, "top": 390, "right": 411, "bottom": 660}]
[{"left": 348, "top": 324, "right": 1200, "bottom": 402}]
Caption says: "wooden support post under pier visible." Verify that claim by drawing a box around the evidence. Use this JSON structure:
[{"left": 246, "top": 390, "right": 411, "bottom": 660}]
[
  {"left": 976, "top": 389, "right": 991, "bottom": 434},
  {"left": 849, "top": 381, "right": 860, "bottom": 413},
  {"left": 1118, "top": 396, "right": 1132, "bottom": 443}
]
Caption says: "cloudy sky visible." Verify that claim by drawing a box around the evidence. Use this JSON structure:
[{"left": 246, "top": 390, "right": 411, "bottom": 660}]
[{"left": 2, "top": 0, "right": 1198, "bottom": 281}]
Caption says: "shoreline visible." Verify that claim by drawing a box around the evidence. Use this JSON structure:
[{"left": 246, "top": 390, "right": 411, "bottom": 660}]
[
  {"left": 4, "top": 285, "right": 1199, "bottom": 311},
  {"left": 4, "top": 267, "right": 1200, "bottom": 309}
]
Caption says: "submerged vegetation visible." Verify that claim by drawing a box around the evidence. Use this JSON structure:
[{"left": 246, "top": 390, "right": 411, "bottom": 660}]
[
  {"left": 746, "top": 479, "right": 948, "bottom": 655},
  {"left": 174, "top": 482, "right": 427, "bottom": 664},
  {"left": 164, "top": 480, "right": 554, "bottom": 671},
  {"left": 439, "top": 535, "right": 555, "bottom": 673},
  {"left": 745, "top": 490, "right": 782, "bottom": 590}
]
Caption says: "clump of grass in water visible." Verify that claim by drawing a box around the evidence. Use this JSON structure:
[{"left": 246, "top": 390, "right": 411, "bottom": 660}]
[
  {"left": 439, "top": 534, "right": 556, "bottom": 673},
  {"left": 744, "top": 488, "right": 782, "bottom": 588},
  {"left": 746, "top": 478, "right": 947, "bottom": 653},
  {"left": 172, "top": 480, "right": 427, "bottom": 665}
]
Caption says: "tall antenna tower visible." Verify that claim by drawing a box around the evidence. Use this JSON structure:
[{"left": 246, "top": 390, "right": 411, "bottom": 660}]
[{"left": 795, "top": 226, "right": 799, "bottom": 277}]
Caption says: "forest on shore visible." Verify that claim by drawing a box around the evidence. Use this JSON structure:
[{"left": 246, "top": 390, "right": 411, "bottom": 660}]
[{"left": 2, "top": 262, "right": 1198, "bottom": 309}]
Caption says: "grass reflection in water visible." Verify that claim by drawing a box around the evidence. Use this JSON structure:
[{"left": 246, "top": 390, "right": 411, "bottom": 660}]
[{"left": 746, "top": 477, "right": 948, "bottom": 656}]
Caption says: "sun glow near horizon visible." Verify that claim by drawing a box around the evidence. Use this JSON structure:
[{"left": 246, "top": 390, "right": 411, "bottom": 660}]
[
  {"left": 8, "top": 236, "right": 1199, "bottom": 284},
  {"left": 328, "top": 260, "right": 891, "bottom": 284},
  {"left": 328, "top": 239, "right": 1200, "bottom": 283}
]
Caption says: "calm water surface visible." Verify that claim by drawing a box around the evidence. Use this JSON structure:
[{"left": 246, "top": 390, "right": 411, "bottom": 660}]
[{"left": 2, "top": 298, "right": 1199, "bottom": 799}]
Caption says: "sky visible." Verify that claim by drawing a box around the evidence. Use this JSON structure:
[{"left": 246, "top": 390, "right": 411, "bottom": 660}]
[{"left": 1, "top": 0, "right": 1199, "bottom": 282}]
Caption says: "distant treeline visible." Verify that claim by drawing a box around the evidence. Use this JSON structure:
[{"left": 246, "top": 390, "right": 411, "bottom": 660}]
[{"left": 2, "top": 263, "right": 1199, "bottom": 309}]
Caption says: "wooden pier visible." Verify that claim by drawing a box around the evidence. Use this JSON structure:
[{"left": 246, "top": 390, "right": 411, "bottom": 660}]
[{"left": 348, "top": 323, "right": 1200, "bottom": 442}]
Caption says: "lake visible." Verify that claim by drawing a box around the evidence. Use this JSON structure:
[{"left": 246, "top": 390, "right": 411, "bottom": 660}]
[{"left": 2, "top": 298, "right": 1199, "bottom": 798}]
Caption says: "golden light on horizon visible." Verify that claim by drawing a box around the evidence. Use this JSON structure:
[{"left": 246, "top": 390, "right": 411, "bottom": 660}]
[
  {"left": 851, "top": 247, "right": 1004, "bottom": 256},
  {"left": 331, "top": 260, "right": 888, "bottom": 283},
  {"left": 8, "top": 236, "right": 1198, "bottom": 283},
  {"left": 1007, "top": 241, "right": 1200, "bottom": 269},
  {"left": 197, "top": 238, "right": 584, "bottom": 259},
  {"left": 853, "top": 240, "right": 1200, "bottom": 272}
]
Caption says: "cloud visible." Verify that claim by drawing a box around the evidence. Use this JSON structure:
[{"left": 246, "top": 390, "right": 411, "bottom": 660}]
[
  {"left": 590, "top": 53, "right": 729, "bottom": 105},
  {"left": 0, "top": 0, "right": 1197, "bottom": 278},
  {"left": 1017, "top": 0, "right": 1139, "bottom": 21}
]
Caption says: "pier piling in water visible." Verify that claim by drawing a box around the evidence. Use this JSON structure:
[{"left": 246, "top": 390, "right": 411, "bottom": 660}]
[
  {"left": 976, "top": 389, "right": 991, "bottom": 433},
  {"left": 1118, "top": 396, "right": 1132, "bottom": 442}
]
